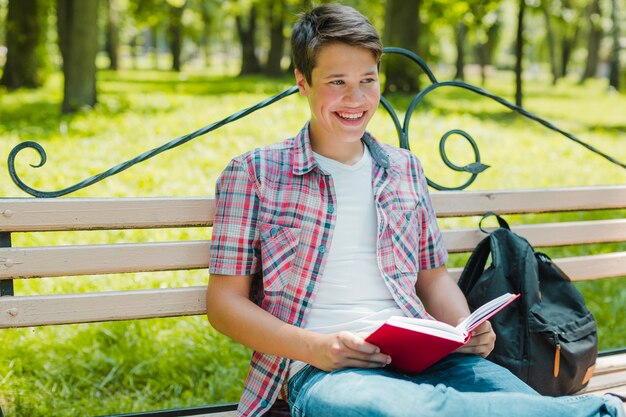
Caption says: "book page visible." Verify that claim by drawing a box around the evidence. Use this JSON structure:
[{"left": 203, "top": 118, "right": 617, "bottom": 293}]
[
  {"left": 387, "top": 316, "right": 465, "bottom": 342},
  {"left": 456, "top": 293, "right": 519, "bottom": 333}
]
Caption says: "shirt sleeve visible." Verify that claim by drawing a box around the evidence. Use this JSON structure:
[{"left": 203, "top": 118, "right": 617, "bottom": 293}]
[
  {"left": 209, "top": 158, "right": 261, "bottom": 276},
  {"left": 414, "top": 157, "right": 448, "bottom": 270}
]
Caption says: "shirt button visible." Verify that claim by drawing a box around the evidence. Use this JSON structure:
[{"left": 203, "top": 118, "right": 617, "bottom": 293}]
[
  {"left": 328, "top": 204, "right": 335, "bottom": 214},
  {"left": 307, "top": 283, "right": 315, "bottom": 292},
  {"left": 405, "top": 213, "right": 411, "bottom": 221},
  {"left": 270, "top": 228, "right": 278, "bottom": 237},
  {"left": 279, "top": 361, "right": 286, "bottom": 369},
  {"left": 319, "top": 244, "right": 326, "bottom": 254},
  {"left": 261, "top": 400, "right": 269, "bottom": 407}
]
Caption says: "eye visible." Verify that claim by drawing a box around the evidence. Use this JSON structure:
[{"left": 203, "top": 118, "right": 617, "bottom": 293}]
[
  {"left": 362, "top": 78, "right": 377, "bottom": 84},
  {"left": 329, "top": 80, "right": 344, "bottom": 85}
]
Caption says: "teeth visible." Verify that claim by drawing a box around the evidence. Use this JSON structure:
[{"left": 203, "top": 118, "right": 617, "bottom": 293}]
[{"left": 337, "top": 112, "right": 363, "bottom": 120}]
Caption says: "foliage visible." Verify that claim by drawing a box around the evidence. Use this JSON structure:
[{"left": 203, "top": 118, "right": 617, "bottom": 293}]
[{"left": 0, "top": 67, "right": 625, "bottom": 416}]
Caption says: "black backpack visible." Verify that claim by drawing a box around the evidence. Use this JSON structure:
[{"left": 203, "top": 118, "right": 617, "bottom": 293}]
[{"left": 457, "top": 212, "right": 598, "bottom": 396}]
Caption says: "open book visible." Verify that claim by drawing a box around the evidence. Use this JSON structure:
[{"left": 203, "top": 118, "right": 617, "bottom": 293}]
[{"left": 365, "top": 292, "right": 520, "bottom": 373}]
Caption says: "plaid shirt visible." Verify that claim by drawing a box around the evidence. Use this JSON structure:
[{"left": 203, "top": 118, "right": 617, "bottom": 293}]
[{"left": 209, "top": 123, "right": 448, "bottom": 416}]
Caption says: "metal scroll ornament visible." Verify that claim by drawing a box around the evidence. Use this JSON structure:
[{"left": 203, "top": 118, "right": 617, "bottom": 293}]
[{"left": 7, "top": 48, "right": 625, "bottom": 198}]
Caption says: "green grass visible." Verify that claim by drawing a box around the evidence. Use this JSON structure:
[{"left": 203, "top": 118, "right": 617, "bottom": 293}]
[{"left": 0, "top": 68, "right": 625, "bottom": 416}]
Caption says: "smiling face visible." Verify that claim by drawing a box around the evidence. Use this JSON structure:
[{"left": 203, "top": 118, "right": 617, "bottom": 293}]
[{"left": 295, "top": 42, "right": 381, "bottom": 162}]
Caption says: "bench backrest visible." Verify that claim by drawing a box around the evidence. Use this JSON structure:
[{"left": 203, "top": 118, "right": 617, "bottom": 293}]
[{"left": 1, "top": 185, "right": 625, "bottom": 329}]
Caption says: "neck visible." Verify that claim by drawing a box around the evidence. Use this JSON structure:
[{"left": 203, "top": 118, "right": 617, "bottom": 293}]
[
  {"left": 309, "top": 124, "right": 365, "bottom": 165},
  {"left": 312, "top": 138, "right": 364, "bottom": 165}
]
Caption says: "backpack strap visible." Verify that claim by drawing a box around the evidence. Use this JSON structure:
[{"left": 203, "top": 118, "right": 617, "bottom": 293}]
[
  {"left": 479, "top": 211, "right": 511, "bottom": 233},
  {"left": 458, "top": 212, "right": 510, "bottom": 295},
  {"left": 457, "top": 235, "right": 492, "bottom": 294}
]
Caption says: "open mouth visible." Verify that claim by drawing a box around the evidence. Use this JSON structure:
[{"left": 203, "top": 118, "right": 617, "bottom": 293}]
[{"left": 336, "top": 111, "right": 365, "bottom": 121}]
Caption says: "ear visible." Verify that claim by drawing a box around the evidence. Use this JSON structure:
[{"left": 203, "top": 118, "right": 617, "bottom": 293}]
[{"left": 294, "top": 69, "right": 309, "bottom": 96}]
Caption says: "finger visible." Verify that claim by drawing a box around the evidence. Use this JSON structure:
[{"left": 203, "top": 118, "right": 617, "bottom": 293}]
[
  {"left": 340, "top": 356, "right": 392, "bottom": 369},
  {"left": 456, "top": 344, "right": 491, "bottom": 357},
  {"left": 339, "top": 331, "right": 380, "bottom": 354},
  {"left": 471, "top": 320, "right": 492, "bottom": 336},
  {"left": 467, "top": 331, "right": 496, "bottom": 345},
  {"left": 348, "top": 351, "right": 392, "bottom": 365}
]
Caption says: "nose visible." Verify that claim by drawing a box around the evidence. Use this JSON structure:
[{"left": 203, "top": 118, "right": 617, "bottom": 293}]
[{"left": 344, "top": 84, "right": 365, "bottom": 105}]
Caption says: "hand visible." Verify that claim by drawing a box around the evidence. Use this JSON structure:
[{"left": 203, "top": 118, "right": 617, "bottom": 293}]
[
  {"left": 455, "top": 320, "right": 496, "bottom": 358},
  {"left": 308, "top": 331, "right": 392, "bottom": 372}
]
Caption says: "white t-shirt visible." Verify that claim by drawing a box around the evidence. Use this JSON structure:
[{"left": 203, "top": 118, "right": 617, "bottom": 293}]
[{"left": 289, "top": 145, "right": 405, "bottom": 378}]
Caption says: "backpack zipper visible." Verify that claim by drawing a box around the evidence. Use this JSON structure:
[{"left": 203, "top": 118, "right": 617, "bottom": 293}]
[{"left": 553, "top": 332, "right": 561, "bottom": 378}]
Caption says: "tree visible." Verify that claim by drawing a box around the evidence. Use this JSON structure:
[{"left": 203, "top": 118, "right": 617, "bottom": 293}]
[
  {"left": 0, "top": 0, "right": 44, "bottom": 89},
  {"left": 541, "top": 2, "right": 559, "bottom": 85},
  {"left": 608, "top": 0, "right": 621, "bottom": 91},
  {"left": 454, "top": 22, "right": 467, "bottom": 81},
  {"left": 474, "top": 9, "right": 502, "bottom": 86},
  {"left": 383, "top": 0, "right": 421, "bottom": 94},
  {"left": 167, "top": 0, "right": 188, "bottom": 72},
  {"left": 236, "top": 3, "right": 262, "bottom": 75},
  {"left": 57, "top": 0, "right": 99, "bottom": 113},
  {"left": 580, "top": 0, "right": 602, "bottom": 83},
  {"left": 558, "top": 0, "right": 583, "bottom": 79},
  {"left": 265, "top": 0, "right": 286, "bottom": 77},
  {"left": 105, "top": 0, "right": 120, "bottom": 70},
  {"left": 129, "top": 0, "right": 168, "bottom": 70},
  {"left": 199, "top": 0, "right": 214, "bottom": 67},
  {"left": 514, "top": 0, "right": 525, "bottom": 107}
]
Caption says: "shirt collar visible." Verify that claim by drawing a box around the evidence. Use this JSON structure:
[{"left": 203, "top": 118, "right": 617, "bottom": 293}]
[{"left": 292, "top": 122, "right": 392, "bottom": 175}]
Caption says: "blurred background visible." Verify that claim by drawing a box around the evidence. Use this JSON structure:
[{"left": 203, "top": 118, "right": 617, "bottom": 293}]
[
  {"left": 0, "top": 0, "right": 624, "bottom": 110},
  {"left": 0, "top": 1, "right": 624, "bottom": 416}
]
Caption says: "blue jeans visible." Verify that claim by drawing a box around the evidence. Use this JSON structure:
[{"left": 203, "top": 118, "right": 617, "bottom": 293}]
[{"left": 287, "top": 353, "right": 624, "bottom": 417}]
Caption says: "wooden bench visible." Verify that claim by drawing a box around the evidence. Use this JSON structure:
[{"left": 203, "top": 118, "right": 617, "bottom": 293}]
[{"left": 1, "top": 185, "right": 625, "bottom": 416}]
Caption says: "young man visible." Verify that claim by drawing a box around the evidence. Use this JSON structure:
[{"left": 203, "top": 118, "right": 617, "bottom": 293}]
[{"left": 207, "top": 3, "right": 625, "bottom": 417}]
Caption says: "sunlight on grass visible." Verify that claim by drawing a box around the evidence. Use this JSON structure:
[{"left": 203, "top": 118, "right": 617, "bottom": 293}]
[{"left": 0, "top": 68, "right": 624, "bottom": 416}]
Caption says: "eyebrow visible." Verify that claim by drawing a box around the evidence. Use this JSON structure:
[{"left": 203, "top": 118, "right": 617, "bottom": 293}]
[{"left": 322, "top": 71, "right": 378, "bottom": 79}]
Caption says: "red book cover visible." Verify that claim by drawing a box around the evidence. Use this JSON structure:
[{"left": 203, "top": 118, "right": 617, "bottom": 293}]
[{"left": 365, "top": 293, "right": 520, "bottom": 373}]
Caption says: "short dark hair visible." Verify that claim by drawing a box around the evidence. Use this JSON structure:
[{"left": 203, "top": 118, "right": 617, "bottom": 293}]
[{"left": 291, "top": 3, "right": 383, "bottom": 85}]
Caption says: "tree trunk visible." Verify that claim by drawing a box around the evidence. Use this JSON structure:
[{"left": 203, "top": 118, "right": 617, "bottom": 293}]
[
  {"left": 150, "top": 26, "right": 159, "bottom": 69},
  {"left": 265, "top": 0, "right": 285, "bottom": 77},
  {"left": 475, "top": 17, "right": 502, "bottom": 87},
  {"left": 580, "top": 0, "right": 602, "bottom": 83},
  {"left": 57, "top": 0, "right": 99, "bottom": 113},
  {"left": 129, "top": 34, "right": 138, "bottom": 69},
  {"left": 105, "top": 0, "right": 120, "bottom": 70},
  {"left": 514, "top": 0, "right": 525, "bottom": 107},
  {"left": 454, "top": 22, "right": 466, "bottom": 81},
  {"left": 608, "top": 0, "right": 621, "bottom": 90},
  {"left": 383, "top": 0, "right": 420, "bottom": 94},
  {"left": 236, "top": 4, "right": 261, "bottom": 75},
  {"left": 168, "top": 2, "right": 186, "bottom": 72},
  {"left": 542, "top": 6, "right": 559, "bottom": 85},
  {"left": 200, "top": 1, "right": 212, "bottom": 68},
  {"left": 0, "top": 0, "right": 43, "bottom": 89},
  {"left": 560, "top": 25, "right": 580, "bottom": 78}
]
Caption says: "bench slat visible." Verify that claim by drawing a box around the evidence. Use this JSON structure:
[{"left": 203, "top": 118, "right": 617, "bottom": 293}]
[
  {"left": 555, "top": 252, "right": 626, "bottom": 281},
  {"left": 431, "top": 185, "right": 626, "bottom": 217},
  {"left": 0, "top": 219, "right": 626, "bottom": 279},
  {"left": 0, "top": 241, "right": 211, "bottom": 279},
  {"left": 3, "top": 253, "right": 624, "bottom": 328},
  {"left": 0, "top": 197, "right": 214, "bottom": 232},
  {"left": 0, "top": 286, "right": 207, "bottom": 328},
  {"left": 443, "top": 219, "right": 626, "bottom": 253},
  {"left": 2, "top": 243, "right": 624, "bottom": 281},
  {"left": 2, "top": 186, "right": 624, "bottom": 232},
  {"left": 594, "top": 352, "right": 626, "bottom": 376},
  {"left": 584, "top": 369, "right": 626, "bottom": 392},
  {"left": 448, "top": 252, "right": 626, "bottom": 282}
]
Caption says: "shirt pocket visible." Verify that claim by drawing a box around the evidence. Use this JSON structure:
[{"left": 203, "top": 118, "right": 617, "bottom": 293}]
[
  {"left": 387, "top": 210, "right": 422, "bottom": 275},
  {"left": 260, "top": 224, "right": 301, "bottom": 293}
]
